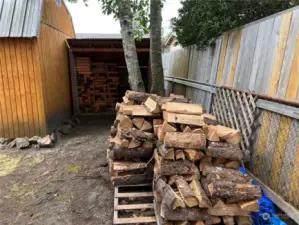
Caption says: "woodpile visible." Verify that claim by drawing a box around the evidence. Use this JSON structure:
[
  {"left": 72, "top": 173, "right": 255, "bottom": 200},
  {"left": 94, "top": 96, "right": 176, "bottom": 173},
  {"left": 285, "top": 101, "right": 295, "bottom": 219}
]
[
  {"left": 76, "top": 57, "right": 121, "bottom": 113},
  {"left": 108, "top": 91, "right": 261, "bottom": 224}
]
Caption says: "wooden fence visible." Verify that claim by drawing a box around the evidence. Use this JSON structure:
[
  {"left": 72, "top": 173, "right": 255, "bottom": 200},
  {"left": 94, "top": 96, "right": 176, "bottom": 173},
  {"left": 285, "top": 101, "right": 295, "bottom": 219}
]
[{"left": 163, "top": 5, "right": 299, "bottom": 221}]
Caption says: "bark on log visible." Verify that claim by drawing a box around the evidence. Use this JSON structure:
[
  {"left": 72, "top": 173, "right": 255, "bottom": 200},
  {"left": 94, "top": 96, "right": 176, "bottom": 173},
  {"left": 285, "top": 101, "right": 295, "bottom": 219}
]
[
  {"left": 208, "top": 199, "right": 250, "bottom": 217},
  {"left": 206, "top": 142, "right": 243, "bottom": 161},
  {"left": 158, "top": 159, "right": 198, "bottom": 176},
  {"left": 110, "top": 126, "right": 118, "bottom": 137},
  {"left": 109, "top": 147, "right": 153, "bottom": 161},
  {"left": 163, "top": 102, "right": 203, "bottom": 115},
  {"left": 223, "top": 216, "right": 235, "bottom": 225},
  {"left": 213, "top": 157, "right": 228, "bottom": 167},
  {"left": 176, "top": 176, "right": 198, "bottom": 207},
  {"left": 237, "top": 216, "right": 252, "bottom": 225},
  {"left": 225, "top": 160, "right": 241, "bottom": 169},
  {"left": 125, "top": 90, "right": 158, "bottom": 103},
  {"left": 143, "top": 141, "right": 154, "bottom": 150},
  {"left": 205, "top": 216, "right": 221, "bottom": 225},
  {"left": 112, "top": 173, "right": 153, "bottom": 186},
  {"left": 208, "top": 181, "right": 262, "bottom": 201},
  {"left": 199, "top": 156, "right": 212, "bottom": 171},
  {"left": 122, "top": 96, "right": 134, "bottom": 105},
  {"left": 161, "top": 200, "right": 208, "bottom": 221},
  {"left": 190, "top": 180, "right": 212, "bottom": 208},
  {"left": 120, "top": 128, "right": 156, "bottom": 141},
  {"left": 164, "top": 132, "right": 206, "bottom": 150}
]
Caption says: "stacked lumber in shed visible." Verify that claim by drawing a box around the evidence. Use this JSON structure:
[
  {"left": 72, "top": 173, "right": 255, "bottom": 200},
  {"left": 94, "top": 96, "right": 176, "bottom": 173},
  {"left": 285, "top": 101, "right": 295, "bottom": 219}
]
[
  {"left": 152, "top": 101, "right": 261, "bottom": 225},
  {"left": 107, "top": 91, "right": 191, "bottom": 186}
]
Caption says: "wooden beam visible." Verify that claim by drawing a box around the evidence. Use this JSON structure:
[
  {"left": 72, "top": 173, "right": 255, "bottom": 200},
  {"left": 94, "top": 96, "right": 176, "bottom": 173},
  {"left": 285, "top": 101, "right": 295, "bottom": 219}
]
[{"left": 72, "top": 48, "right": 150, "bottom": 53}]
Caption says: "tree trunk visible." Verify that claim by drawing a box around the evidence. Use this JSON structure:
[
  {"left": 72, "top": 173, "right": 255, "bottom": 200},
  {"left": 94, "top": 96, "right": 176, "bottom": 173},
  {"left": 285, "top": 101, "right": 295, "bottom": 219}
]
[
  {"left": 119, "top": 1, "right": 145, "bottom": 92},
  {"left": 150, "top": 0, "right": 165, "bottom": 96}
]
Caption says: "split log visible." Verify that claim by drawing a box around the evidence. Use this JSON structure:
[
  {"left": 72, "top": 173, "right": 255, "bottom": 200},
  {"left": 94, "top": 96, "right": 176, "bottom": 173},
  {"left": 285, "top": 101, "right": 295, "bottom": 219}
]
[
  {"left": 154, "top": 119, "right": 164, "bottom": 134},
  {"left": 163, "top": 102, "right": 203, "bottom": 115},
  {"left": 202, "top": 114, "right": 218, "bottom": 125},
  {"left": 203, "top": 126, "right": 220, "bottom": 141},
  {"left": 184, "top": 149, "right": 204, "bottom": 161},
  {"left": 157, "top": 159, "right": 199, "bottom": 176},
  {"left": 192, "top": 128, "right": 204, "bottom": 134},
  {"left": 175, "top": 150, "right": 186, "bottom": 160},
  {"left": 115, "top": 102, "right": 121, "bottom": 111},
  {"left": 122, "top": 96, "right": 134, "bottom": 105},
  {"left": 190, "top": 221, "right": 204, "bottom": 225},
  {"left": 125, "top": 90, "right": 158, "bottom": 103},
  {"left": 122, "top": 105, "right": 160, "bottom": 117},
  {"left": 158, "top": 96, "right": 190, "bottom": 106},
  {"left": 174, "top": 221, "right": 190, "bottom": 225},
  {"left": 110, "top": 135, "right": 129, "bottom": 148},
  {"left": 162, "top": 121, "right": 177, "bottom": 132},
  {"left": 158, "top": 145, "right": 175, "bottom": 160},
  {"left": 112, "top": 161, "right": 147, "bottom": 172},
  {"left": 111, "top": 173, "right": 153, "bottom": 186},
  {"left": 164, "top": 132, "right": 206, "bottom": 150},
  {"left": 120, "top": 128, "right": 156, "bottom": 142},
  {"left": 216, "top": 125, "right": 241, "bottom": 144},
  {"left": 208, "top": 181, "right": 262, "bottom": 200},
  {"left": 183, "top": 126, "right": 192, "bottom": 133},
  {"left": 163, "top": 112, "right": 206, "bottom": 126},
  {"left": 205, "top": 216, "right": 221, "bottom": 225},
  {"left": 161, "top": 200, "right": 208, "bottom": 221},
  {"left": 206, "top": 142, "right": 243, "bottom": 161},
  {"left": 238, "top": 200, "right": 259, "bottom": 212},
  {"left": 176, "top": 176, "right": 198, "bottom": 207},
  {"left": 145, "top": 97, "right": 161, "bottom": 113},
  {"left": 208, "top": 199, "right": 250, "bottom": 217},
  {"left": 237, "top": 216, "right": 252, "bottom": 225},
  {"left": 168, "top": 174, "right": 200, "bottom": 186},
  {"left": 140, "top": 120, "right": 153, "bottom": 131},
  {"left": 109, "top": 147, "right": 153, "bottom": 161},
  {"left": 132, "top": 118, "right": 144, "bottom": 129},
  {"left": 157, "top": 126, "right": 166, "bottom": 141},
  {"left": 200, "top": 177, "right": 210, "bottom": 197},
  {"left": 190, "top": 180, "right": 211, "bottom": 208},
  {"left": 110, "top": 126, "right": 117, "bottom": 137},
  {"left": 199, "top": 156, "right": 212, "bottom": 171},
  {"left": 156, "top": 177, "right": 186, "bottom": 209},
  {"left": 225, "top": 160, "right": 241, "bottom": 169},
  {"left": 128, "top": 138, "right": 141, "bottom": 148},
  {"left": 143, "top": 141, "right": 154, "bottom": 150},
  {"left": 223, "top": 216, "right": 235, "bottom": 225}
]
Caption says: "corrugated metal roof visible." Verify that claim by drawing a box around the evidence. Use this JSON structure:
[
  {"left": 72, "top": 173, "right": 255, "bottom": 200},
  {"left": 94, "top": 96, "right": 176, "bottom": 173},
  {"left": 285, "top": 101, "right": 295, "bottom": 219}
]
[{"left": 0, "top": 0, "right": 43, "bottom": 37}]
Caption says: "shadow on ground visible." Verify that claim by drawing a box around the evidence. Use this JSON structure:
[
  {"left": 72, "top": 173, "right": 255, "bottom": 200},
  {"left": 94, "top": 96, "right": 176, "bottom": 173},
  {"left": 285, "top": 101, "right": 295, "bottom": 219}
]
[{"left": 0, "top": 115, "right": 114, "bottom": 225}]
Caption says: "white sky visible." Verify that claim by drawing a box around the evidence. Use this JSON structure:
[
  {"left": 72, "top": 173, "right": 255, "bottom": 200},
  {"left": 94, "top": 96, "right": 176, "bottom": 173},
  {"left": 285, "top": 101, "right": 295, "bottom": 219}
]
[{"left": 65, "top": 0, "right": 181, "bottom": 36}]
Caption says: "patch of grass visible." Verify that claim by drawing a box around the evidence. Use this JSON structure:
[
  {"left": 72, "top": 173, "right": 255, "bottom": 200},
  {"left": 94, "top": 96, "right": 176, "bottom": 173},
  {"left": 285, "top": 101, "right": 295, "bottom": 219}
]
[
  {"left": 64, "top": 163, "right": 81, "bottom": 174},
  {"left": 55, "top": 195, "right": 65, "bottom": 201},
  {"left": 0, "top": 154, "right": 22, "bottom": 176},
  {"left": 28, "top": 155, "right": 45, "bottom": 167}
]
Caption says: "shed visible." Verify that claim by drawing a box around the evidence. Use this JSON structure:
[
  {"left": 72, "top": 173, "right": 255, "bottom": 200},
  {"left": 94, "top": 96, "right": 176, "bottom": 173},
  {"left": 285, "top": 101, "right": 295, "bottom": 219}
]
[
  {"left": 0, "top": 0, "right": 75, "bottom": 138},
  {"left": 67, "top": 35, "right": 150, "bottom": 114}
]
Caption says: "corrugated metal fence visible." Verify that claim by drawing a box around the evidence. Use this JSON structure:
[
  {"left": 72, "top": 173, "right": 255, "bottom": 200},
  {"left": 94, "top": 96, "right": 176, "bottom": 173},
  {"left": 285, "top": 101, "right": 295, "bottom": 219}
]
[{"left": 163, "top": 5, "right": 299, "bottom": 221}]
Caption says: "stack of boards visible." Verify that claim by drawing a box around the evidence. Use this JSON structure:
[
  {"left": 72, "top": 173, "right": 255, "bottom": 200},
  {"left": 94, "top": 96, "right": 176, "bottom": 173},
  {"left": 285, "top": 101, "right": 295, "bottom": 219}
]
[
  {"left": 107, "top": 91, "right": 262, "bottom": 225},
  {"left": 76, "top": 57, "right": 121, "bottom": 113}
]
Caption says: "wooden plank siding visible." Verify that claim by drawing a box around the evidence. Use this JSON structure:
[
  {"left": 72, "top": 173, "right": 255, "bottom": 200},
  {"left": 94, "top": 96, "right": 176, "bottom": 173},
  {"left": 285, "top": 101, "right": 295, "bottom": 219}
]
[
  {"left": 0, "top": 39, "right": 46, "bottom": 138},
  {"left": 162, "top": 6, "right": 299, "bottom": 210}
]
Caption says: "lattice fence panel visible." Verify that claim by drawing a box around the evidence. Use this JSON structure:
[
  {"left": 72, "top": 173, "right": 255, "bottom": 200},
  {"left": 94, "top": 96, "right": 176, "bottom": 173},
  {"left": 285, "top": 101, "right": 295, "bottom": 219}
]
[{"left": 212, "top": 87, "right": 257, "bottom": 151}]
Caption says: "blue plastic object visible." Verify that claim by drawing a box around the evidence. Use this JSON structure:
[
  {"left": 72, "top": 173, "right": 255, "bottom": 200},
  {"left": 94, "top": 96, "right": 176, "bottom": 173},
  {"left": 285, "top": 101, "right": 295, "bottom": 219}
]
[{"left": 238, "top": 167, "right": 287, "bottom": 225}]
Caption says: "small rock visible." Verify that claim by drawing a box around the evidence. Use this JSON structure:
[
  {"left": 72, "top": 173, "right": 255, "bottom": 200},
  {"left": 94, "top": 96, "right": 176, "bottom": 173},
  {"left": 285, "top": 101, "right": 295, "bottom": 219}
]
[
  {"left": 0, "top": 138, "right": 12, "bottom": 145},
  {"left": 15, "top": 137, "right": 30, "bottom": 150},
  {"left": 66, "top": 119, "right": 76, "bottom": 127},
  {"left": 72, "top": 116, "right": 80, "bottom": 125},
  {"left": 50, "top": 132, "right": 57, "bottom": 143},
  {"left": 6, "top": 139, "right": 16, "bottom": 149},
  {"left": 29, "top": 136, "right": 41, "bottom": 144},
  {"left": 37, "top": 135, "right": 53, "bottom": 148},
  {"left": 59, "top": 124, "right": 72, "bottom": 135}
]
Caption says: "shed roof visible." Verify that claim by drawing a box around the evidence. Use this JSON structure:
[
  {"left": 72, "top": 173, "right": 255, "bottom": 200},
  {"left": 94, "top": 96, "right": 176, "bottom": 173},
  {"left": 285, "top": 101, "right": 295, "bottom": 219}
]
[{"left": 0, "top": 0, "right": 43, "bottom": 37}]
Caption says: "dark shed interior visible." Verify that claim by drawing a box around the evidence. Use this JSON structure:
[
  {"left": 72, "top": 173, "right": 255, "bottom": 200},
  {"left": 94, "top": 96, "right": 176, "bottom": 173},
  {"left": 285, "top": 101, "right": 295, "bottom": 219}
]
[{"left": 67, "top": 38, "right": 150, "bottom": 114}]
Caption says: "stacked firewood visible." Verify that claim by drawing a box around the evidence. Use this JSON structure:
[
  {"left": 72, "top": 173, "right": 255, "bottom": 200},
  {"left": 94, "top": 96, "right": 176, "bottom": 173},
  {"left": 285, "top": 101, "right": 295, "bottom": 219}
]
[
  {"left": 152, "top": 102, "right": 261, "bottom": 225},
  {"left": 107, "top": 91, "right": 191, "bottom": 186}
]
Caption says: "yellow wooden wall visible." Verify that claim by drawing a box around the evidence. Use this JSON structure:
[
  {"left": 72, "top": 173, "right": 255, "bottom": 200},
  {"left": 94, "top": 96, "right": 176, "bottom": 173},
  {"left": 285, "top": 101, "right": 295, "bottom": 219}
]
[
  {"left": 0, "top": 39, "right": 46, "bottom": 138},
  {"left": 37, "top": 0, "right": 75, "bottom": 133}
]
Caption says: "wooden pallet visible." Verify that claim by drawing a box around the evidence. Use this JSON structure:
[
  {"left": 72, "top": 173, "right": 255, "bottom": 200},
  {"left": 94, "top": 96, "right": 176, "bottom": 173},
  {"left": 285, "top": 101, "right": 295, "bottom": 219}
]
[{"left": 113, "top": 184, "right": 157, "bottom": 225}]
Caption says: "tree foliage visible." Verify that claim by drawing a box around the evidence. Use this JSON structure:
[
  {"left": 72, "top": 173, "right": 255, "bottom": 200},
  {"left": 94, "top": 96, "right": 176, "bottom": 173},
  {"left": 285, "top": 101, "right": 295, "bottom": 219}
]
[{"left": 172, "top": 0, "right": 299, "bottom": 49}]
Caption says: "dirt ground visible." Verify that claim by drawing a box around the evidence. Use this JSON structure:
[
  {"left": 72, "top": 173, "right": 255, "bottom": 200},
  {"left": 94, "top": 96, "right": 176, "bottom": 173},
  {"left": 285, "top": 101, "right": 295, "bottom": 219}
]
[{"left": 0, "top": 115, "right": 115, "bottom": 225}]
